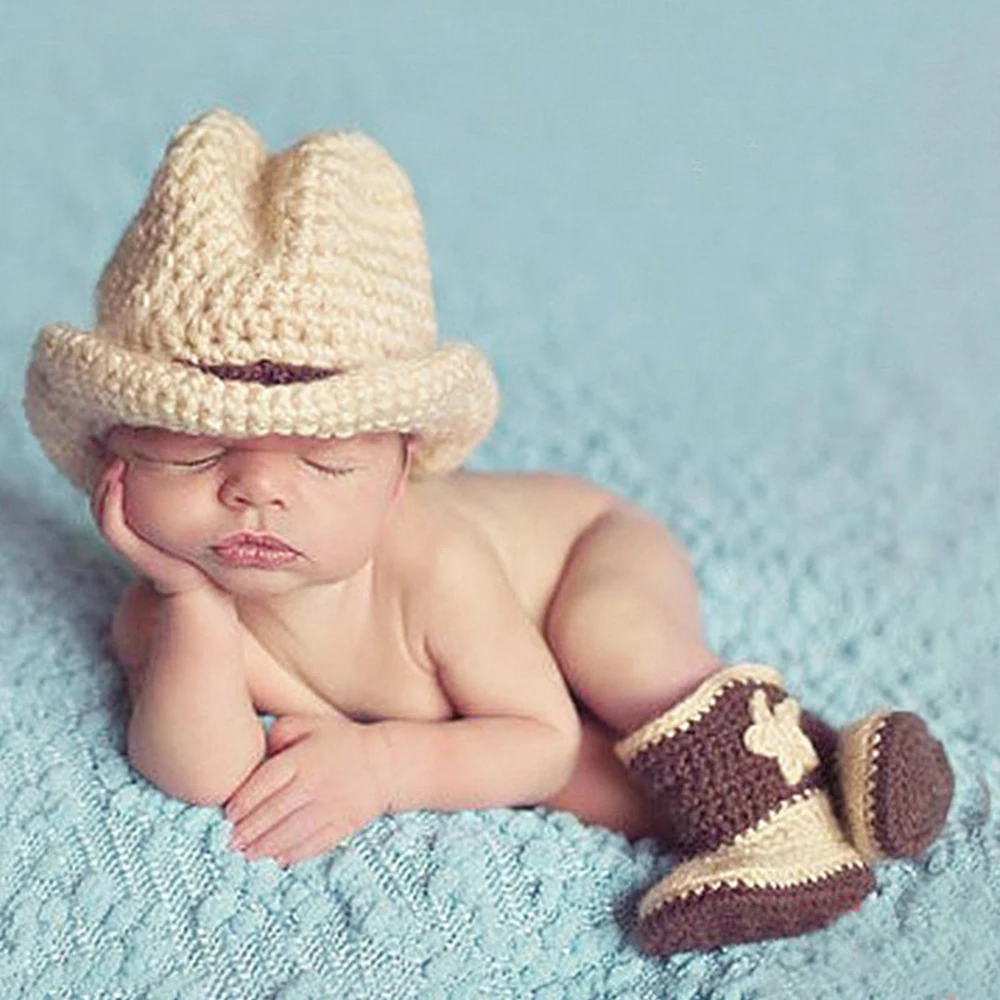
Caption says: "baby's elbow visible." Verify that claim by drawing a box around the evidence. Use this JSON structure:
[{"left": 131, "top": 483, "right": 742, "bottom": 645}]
[
  {"left": 126, "top": 727, "right": 264, "bottom": 809},
  {"left": 126, "top": 749, "right": 227, "bottom": 808},
  {"left": 174, "top": 771, "right": 246, "bottom": 809},
  {"left": 174, "top": 784, "right": 231, "bottom": 809},
  {"left": 138, "top": 761, "right": 252, "bottom": 810}
]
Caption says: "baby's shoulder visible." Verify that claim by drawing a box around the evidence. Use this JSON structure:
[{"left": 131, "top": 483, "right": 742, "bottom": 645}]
[
  {"left": 392, "top": 467, "right": 618, "bottom": 590},
  {"left": 391, "top": 473, "right": 501, "bottom": 581}
]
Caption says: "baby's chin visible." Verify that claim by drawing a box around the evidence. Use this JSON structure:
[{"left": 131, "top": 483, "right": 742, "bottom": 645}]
[
  {"left": 202, "top": 563, "right": 311, "bottom": 598},
  {"left": 200, "top": 558, "right": 358, "bottom": 601}
]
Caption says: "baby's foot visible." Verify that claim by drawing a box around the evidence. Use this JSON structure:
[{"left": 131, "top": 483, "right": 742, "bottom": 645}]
[{"left": 838, "top": 712, "right": 954, "bottom": 861}]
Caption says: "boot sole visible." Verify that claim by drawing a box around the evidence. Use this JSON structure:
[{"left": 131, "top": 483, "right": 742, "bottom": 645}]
[{"left": 636, "top": 791, "right": 874, "bottom": 954}]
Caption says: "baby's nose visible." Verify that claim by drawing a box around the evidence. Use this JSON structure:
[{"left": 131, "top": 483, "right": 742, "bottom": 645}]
[{"left": 218, "top": 455, "right": 290, "bottom": 509}]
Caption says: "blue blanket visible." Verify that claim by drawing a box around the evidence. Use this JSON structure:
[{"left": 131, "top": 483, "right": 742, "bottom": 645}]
[{"left": 1, "top": 2, "right": 998, "bottom": 997}]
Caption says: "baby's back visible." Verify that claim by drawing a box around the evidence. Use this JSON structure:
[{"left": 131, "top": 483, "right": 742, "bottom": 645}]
[{"left": 411, "top": 469, "right": 618, "bottom": 628}]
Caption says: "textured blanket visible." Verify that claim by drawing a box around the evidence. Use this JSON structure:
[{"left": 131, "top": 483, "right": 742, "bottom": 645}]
[{"left": 1, "top": 2, "right": 998, "bottom": 997}]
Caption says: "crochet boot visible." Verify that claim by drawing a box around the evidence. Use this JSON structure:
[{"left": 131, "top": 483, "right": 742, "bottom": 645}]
[
  {"left": 836, "top": 712, "right": 953, "bottom": 861},
  {"left": 614, "top": 664, "right": 875, "bottom": 955},
  {"left": 800, "top": 710, "right": 953, "bottom": 860}
]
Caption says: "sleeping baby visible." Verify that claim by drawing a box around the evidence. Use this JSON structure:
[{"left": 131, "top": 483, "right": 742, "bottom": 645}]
[{"left": 23, "top": 108, "right": 953, "bottom": 955}]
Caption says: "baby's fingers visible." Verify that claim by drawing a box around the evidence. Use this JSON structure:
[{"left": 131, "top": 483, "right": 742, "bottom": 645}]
[
  {"left": 89, "top": 463, "right": 213, "bottom": 596},
  {"left": 94, "top": 464, "right": 171, "bottom": 576},
  {"left": 237, "top": 802, "right": 326, "bottom": 866},
  {"left": 95, "top": 464, "right": 142, "bottom": 558},
  {"left": 275, "top": 821, "right": 346, "bottom": 867},
  {"left": 229, "top": 784, "right": 307, "bottom": 856},
  {"left": 89, "top": 459, "right": 121, "bottom": 527},
  {"left": 226, "top": 753, "right": 299, "bottom": 827}
]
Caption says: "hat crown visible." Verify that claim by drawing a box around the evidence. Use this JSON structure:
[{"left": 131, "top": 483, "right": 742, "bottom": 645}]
[
  {"left": 95, "top": 108, "right": 437, "bottom": 369},
  {"left": 25, "top": 109, "right": 501, "bottom": 494}
]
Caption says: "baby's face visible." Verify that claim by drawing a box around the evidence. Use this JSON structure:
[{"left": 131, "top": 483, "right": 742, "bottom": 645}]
[{"left": 103, "top": 425, "right": 410, "bottom": 597}]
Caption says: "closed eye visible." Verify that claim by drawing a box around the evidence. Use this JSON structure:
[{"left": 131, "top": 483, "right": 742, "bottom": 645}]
[
  {"left": 134, "top": 452, "right": 225, "bottom": 469},
  {"left": 302, "top": 460, "right": 356, "bottom": 478},
  {"left": 167, "top": 451, "right": 225, "bottom": 469},
  {"left": 173, "top": 455, "right": 225, "bottom": 468}
]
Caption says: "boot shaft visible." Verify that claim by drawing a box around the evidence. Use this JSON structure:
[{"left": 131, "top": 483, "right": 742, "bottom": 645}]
[{"left": 615, "top": 664, "right": 825, "bottom": 856}]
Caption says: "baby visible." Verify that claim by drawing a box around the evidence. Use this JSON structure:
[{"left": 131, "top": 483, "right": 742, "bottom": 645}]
[
  {"left": 24, "top": 109, "right": 953, "bottom": 956},
  {"left": 90, "top": 424, "right": 712, "bottom": 840}
]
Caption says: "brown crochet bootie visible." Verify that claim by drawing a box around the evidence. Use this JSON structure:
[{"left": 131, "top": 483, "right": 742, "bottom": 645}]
[
  {"left": 800, "top": 710, "right": 953, "bottom": 860},
  {"left": 837, "top": 711, "right": 953, "bottom": 861},
  {"left": 614, "top": 664, "right": 875, "bottom": 955}
]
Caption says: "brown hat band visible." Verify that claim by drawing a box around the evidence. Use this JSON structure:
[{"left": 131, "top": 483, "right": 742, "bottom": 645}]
[{"left": 178, "top": 358, "right": 344, "bottom": 385}]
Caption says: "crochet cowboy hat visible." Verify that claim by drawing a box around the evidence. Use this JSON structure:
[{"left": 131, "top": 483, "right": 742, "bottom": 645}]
[{"left": 23, "top": 108, "right": 500, "bottom": 493}]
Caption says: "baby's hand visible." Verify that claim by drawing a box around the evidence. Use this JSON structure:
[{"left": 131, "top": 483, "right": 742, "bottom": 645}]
[
  {"left": 91, "top": 457, "right": 216, "bottom": 597},
  {"left": 224, "top": 713, "right": 389, "bottom": 866}
]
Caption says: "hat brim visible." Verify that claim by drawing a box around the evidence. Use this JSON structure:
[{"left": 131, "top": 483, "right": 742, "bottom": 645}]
[{"left": 24, "top": 323, "right": 500, "bottom": 494}]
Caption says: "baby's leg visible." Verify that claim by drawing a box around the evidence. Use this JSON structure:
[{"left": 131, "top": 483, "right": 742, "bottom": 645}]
[
  {"left": 544, "top": 709, "right": 661, "bottom": 839},
  {"left": 539, "top": 499, "right": 949, "bottom": 955},
  {"left": 541, "top": 500, "right": 721, "bottom": 836},
  {"left": 544, "top": 499, "right": 720, "bottom": 734}
]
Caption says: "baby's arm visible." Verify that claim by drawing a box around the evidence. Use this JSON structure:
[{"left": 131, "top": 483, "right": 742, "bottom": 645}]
[
  {"left": 96, "top": 458, "right": 264, "bottom": 805},
  {"left": 372, "top": 535, "right": 582, "bottom": 814},
  {"left": 113, "top": 581, "right": 266, "bottom": 806},
  {"left": 223, "top": 533, "right": 583, "bottom": 864}
]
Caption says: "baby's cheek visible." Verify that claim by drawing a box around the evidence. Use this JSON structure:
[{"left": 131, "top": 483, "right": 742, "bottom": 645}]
[
  {"left": 303, "top": 504, "right": 383, "bottom": 566},
  {"left": 123, "top": 475, "right": 205, "bottom": 549}
]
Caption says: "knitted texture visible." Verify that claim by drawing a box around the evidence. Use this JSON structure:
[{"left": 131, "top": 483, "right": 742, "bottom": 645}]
[
  {"left": 616, "top": 666, "right": 827, "bottom": 855},
  {"left": 614, "top": 665, "right": 873, "bottom": 953},
  {"left": 636, "top": 795, "right": 876, "bottom": 954},
  {"left": 23, "top": 109, "right": 500, "bottom": 493},
  {"left": 839, "top": 712, "right": 955, "bottom": 861},
  {"left": 2, "top": 1, "right": 999, "bottom": 997}
]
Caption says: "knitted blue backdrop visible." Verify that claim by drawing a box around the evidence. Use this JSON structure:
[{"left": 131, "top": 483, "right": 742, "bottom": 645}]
[{"left": 1, "top": 2, "right": 998, "bottom": 997}]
